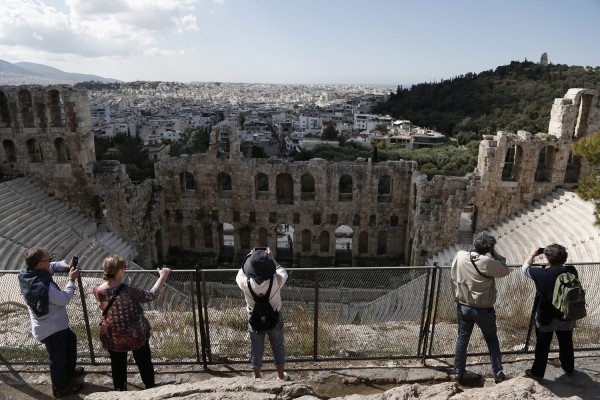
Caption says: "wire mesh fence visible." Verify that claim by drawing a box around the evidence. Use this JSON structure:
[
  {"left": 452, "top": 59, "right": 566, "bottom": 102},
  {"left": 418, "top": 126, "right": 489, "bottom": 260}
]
[{"left": 1, "top": 263, "right": 599, "bottom": 366}]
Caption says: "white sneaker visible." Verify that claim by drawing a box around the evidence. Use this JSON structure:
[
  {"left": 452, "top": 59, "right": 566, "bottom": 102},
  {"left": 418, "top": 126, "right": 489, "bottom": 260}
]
[{"left": 276, "top": 372, "right": 290, "bottom": 381}]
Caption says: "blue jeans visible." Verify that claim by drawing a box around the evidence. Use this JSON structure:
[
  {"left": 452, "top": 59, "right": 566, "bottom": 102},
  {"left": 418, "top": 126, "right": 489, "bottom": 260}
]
[
  {"left": 454, "top": 303, "right": 503, "bottom": 377},
  {"left": 41, "top": 328, "right": 78, "bottom": 392},
  {"left": 249, "top": 314, "right": 285, "bottom": 368}
]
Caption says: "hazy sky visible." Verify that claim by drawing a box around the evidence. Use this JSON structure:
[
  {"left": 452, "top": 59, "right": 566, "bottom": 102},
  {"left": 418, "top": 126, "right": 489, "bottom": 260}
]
[{"left": 1, "top": 0, "right": 599, "bottom": 85}]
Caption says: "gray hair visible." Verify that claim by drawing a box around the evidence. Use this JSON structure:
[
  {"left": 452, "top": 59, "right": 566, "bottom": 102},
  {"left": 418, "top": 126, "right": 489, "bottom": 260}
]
[{"left": 472, "top": 231, "right": 496, "bottom": 254}]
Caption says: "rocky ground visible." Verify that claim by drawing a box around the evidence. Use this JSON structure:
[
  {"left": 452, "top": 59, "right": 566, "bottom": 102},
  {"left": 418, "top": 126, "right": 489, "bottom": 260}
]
[{"left": 1, "top": 354, "right": 599, "bottom": 399}]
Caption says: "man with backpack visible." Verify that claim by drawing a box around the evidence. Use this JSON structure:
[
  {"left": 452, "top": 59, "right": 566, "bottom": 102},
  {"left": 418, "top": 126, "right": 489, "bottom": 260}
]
[
  {"left": 236, "top": 247, "right": 290, "bottom": 381},
  {"left": 522, "top": 244, "right": 581, "bottom": 380}
]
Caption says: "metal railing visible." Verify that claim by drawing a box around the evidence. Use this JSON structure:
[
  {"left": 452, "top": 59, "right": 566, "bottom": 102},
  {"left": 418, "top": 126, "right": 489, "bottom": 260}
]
[{"left": 1, "top": 263, "right": 598, "bottom": 367}]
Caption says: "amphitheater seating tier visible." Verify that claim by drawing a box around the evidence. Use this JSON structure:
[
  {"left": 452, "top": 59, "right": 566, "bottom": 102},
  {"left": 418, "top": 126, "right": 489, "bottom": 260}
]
[
  {"left": 0, "top": 178, "right": 137, "bottom": 270},
  {"left": 426, "top": 189, "right": 600, "bottom": 266}
]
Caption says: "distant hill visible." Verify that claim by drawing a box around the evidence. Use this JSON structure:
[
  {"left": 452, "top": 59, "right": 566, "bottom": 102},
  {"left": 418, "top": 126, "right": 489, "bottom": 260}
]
[
  {"left": 0, "top": 59, "right": 120, "bottom": 86},
  {"left": 375, "top": 61, "right": 600, "bottom": 139}
]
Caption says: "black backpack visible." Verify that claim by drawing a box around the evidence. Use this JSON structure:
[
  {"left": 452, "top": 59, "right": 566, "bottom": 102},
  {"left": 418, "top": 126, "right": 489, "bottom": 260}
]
[{"left": 247, "top": 277, "right": 279, "bottom": 332}]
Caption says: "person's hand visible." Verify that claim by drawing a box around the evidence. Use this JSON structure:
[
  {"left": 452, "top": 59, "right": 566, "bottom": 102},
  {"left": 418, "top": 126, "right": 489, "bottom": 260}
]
[
  {"left": 158, "top": 267, "right": 171, "bottom": 278},
  {"left": 68, "top": 265, "right": 80, "bottom": 282},
  {"left": 530, "top": 247, "right": 542, "bottom": 257}
]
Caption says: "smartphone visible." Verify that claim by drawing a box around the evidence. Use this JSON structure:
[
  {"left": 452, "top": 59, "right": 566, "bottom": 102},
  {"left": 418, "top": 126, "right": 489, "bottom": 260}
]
[
  {"left": 538, "top": 247, "right": 545, "bottom": 254},
  {"left": 73, "top": 256, "right": 79, "bottom": 267},
  {"left": 253, "top": 247, "right": 267, "bottom": 252}
]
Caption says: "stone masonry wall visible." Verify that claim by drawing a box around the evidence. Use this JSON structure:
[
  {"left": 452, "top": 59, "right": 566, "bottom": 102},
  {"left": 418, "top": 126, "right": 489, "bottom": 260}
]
[{"left": 1, "top": 86, "right": 599, "bottom": 268}]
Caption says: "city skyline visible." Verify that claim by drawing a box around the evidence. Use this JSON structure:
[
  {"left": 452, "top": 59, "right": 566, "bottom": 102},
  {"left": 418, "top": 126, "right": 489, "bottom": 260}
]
[{"left": 1, "top": 0, "right": 599, "bottom": 86}]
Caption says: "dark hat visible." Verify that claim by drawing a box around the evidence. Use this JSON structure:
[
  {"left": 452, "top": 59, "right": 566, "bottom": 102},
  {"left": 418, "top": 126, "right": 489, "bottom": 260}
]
[{"left": 242, "top": 250, "right": 276, "bottom": 280}]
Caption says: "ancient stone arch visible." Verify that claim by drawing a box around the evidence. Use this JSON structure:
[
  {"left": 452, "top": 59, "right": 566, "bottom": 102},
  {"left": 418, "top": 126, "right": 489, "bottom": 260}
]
[
  {"left": 47, "top": 89, "right": 65, "bottom": 128},
  {"left": 301, "top": 173, "right": 315, "bottom": 200},
  {"left": 255, "top": 172, "right": 269, "bottom": 199},
  {"left": 0, "top": 91, "right": 11, "bottom": 127},
  {"left": 53, "top": 137, "right": 68, "bottom": 162},
  {"left": 2, "top": 139, "right": 16, "bottom": 162},
  {"left": 338, "top": 175, "right": 353, "bottom": 201},
  {"left": 18, "top": 89, "right": 35, "bottom": 128}
]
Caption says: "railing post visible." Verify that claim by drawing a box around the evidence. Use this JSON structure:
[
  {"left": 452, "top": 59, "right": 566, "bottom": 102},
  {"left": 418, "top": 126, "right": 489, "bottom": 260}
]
[
  {"left": 77, "top": 273, "right": 95, "bottom": 364},
  {"left": 195, "top": 268, "right": 208, "bottom": 369},
  {"left": 426, "top": 266, "right": 443, "bottom": 359},
  {"left": 313, "top": 270, "right": 319, "bottom": 361},
  {"left": 189, "top": 270, "right": 201, "bottom": 364}
]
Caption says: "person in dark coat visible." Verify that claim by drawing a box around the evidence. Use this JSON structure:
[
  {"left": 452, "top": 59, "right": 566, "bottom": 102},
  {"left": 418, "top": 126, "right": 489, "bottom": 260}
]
[{"left": 522, "top": 244, "right": 577, "bottom": 379}]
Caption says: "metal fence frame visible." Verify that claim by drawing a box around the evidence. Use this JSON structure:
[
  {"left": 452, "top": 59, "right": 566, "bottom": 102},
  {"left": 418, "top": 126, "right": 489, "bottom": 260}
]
[{"left": 1, "top": 263, "right": 598, "bottom": 367}]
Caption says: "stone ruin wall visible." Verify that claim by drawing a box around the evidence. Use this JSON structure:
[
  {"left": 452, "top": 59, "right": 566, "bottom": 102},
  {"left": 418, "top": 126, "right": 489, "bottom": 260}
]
[
  {"left": 1, "top": 85, "right": 599, "bottom": 268},
  {"left": 154, "top": 143, "right": 417, "bottom": 264},
  {"left": 0, "top": 85, "right": 99, "bottom": 218},
  {"left": 409, "top": 88, "right": 599, "bottom": 264}
]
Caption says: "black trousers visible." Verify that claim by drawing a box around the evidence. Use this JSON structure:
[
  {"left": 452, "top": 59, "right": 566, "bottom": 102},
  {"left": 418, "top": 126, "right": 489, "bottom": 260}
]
[
  {"left": 41, "top": 328, "right": 78, "bottom": 391},
  {"left": 108, "top": 341, "right": 155, "bottom": 390},
  {"left": 531, "top": 328, "right": 574, "bottom": 377}
]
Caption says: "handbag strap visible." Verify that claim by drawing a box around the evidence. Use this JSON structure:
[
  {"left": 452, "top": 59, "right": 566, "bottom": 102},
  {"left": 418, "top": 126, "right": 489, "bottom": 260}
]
[
  {"left": 102, "top": 284, "right": 124, "bottom": 317},
  {"left": 469, "top": 253, "right": 492, "bottom": 278}
]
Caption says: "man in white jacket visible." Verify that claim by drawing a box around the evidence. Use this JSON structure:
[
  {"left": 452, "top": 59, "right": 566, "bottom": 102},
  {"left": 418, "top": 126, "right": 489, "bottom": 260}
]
[{"left": 450, "top": 231, "right": 509, "bottom": 383}]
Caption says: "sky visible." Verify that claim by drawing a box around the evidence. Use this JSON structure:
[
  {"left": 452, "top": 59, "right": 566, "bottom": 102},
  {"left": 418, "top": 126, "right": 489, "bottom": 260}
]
[{"left": 1, "top": 0, "right": 599, "bottom": 86}]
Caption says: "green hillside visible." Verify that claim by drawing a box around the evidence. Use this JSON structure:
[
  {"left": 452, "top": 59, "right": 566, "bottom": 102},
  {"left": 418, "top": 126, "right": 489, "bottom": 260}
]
[{"left": 375, "top": 61, "right": 600, "bottom": 140}]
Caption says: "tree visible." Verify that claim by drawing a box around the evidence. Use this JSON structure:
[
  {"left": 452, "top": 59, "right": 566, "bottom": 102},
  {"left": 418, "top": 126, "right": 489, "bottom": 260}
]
[
  {"left": 374, "top": 123, "right": 389, "bottom": 134},
  {"left": 322, "top": 124, "right": 338, "bottom": 141},
  {"left": 572, "top": 129, "right": 600, "bottom": 224}
]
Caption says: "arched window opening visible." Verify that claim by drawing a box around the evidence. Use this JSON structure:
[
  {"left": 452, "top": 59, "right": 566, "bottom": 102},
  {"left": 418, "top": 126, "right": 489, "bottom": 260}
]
[
  {"left": 218, "top": 172, "right": 232, "bottom": 198},
  {"left": 534, "top": 146, "right": 556, "bottom": 182},
  {"left": 180, "top": 171, "right": 196, "bottom": 191},
  {"left": 369, "top": 215, "right": 376, "bottom": 227},
  {"left": 0, "top": 91, "right": 11, "bottom": 127},
  {"left": 26, "top": 139, "right": 42, "bottom": 162},
  {"left": 258, "top": 228, "right": 268, "bottom": 247},
  {"left": 219, "top": 222, "right": 235, "bottom": 262},
  {"left": 54, "top": 138, "right": 68, "bottom": 163},
  {"left": 188, "top": 226, "right": 195, "bottom": 248},
  {"left": 203, "top": 225, "right": 214, "bottom": 249},
  {"left": 302, "top": 229, "right": 312, "bottom": 252},
  {"left": 338, "top": 175, "right": 353, "bottom": 202},
  {"left": 300, "top": 173, "right": 315, "bottom": 201},
  {"left": 501, "top": 144, "right": 522, "bottom": 181},
  {"left": 48, "top": 89, "right": 65, "bottom": 127},
  {"left": 2, "top": 139, "right": 16, "bottom": 162},
  {"left": 240, "top": 226, "right": 251, "bottom": 252},
  {"left": 377, "top": 231, "right": 388, "bottom": 255},
  {"left": 358, "top": 231, "right": 368, "bottom": 254},
  {"left": 565, "top": 152, "right": 581, "bottom": 184},
  {"left": 276, "top": 173, "right": 293, "bottom": 204},
  {"left": 377, "top": 175, "right": 391, "bottom": 203},
  {"left": 319, "top": 231, "right": 330, "bottom": 253},
  {"left": 255, "top": 172, "right": 269, "bottom": 200},
  {"left": 18, "top": 89, "right": 35, "bottom": 128},
  {"left": 334, "top": 225, "right": 353, "bottom": 266}
]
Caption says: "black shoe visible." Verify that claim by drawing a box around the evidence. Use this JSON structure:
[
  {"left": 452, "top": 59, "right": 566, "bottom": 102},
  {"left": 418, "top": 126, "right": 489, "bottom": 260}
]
[
  {"left": 70, "top": 366, "right": 85, "bottom": 379},
  {"left": 494, "top": 371, "right": 506, "bottom": 384},
  {"left": 53, "top": 382, "right": 84, "bottom": 398},
  {"left": 525, "top": 369, "right": 543, "bottom": 381}
]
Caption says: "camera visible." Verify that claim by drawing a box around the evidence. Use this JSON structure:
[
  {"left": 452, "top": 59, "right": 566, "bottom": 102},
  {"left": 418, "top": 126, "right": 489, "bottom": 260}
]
[
  {"left": 253, "top": 247, "right": 267, "bottom": 252},
  {"left": 537, "top": 247, "right": 545, "bottom": 255},
  {"left": 73, "top": 256, "right": 79, "bottom": 267}
]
